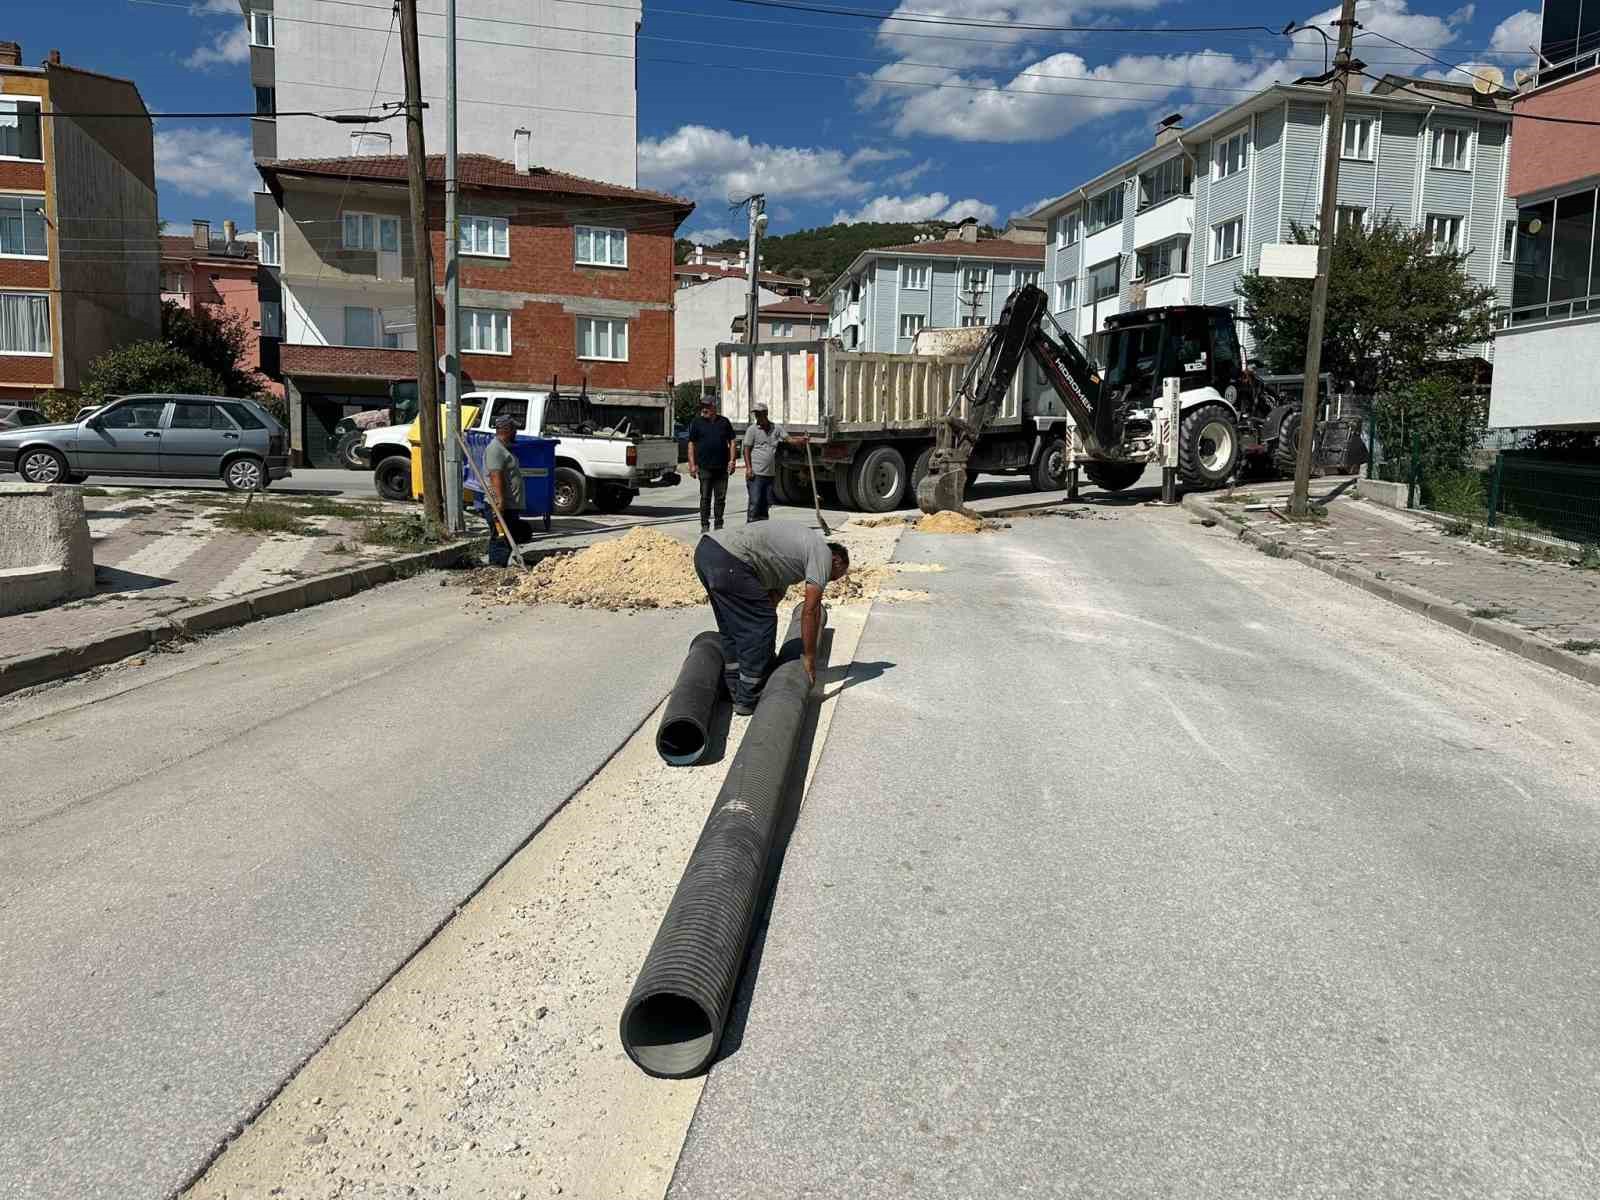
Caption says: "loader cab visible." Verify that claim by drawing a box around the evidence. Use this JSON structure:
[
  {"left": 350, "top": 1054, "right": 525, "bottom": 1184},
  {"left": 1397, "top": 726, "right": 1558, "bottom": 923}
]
[{"left": 1099, "top": 305, "right": 1244, "bottom": 407}]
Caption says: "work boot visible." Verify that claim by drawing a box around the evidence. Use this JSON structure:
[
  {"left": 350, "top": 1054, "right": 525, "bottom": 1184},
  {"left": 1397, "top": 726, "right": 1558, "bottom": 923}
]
[
  {"left": 733, "top": 699, "right": 757, "bottom": 716},
  {"left": 701, "top": 524, "right": 710, "bottom": 535}
]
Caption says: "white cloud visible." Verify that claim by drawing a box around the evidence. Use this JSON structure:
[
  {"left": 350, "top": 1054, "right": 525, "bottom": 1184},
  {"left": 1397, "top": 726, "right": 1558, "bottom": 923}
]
[
  {"left": 832, "top": 192, "right": 999, "bottom": 225},
  {"left": 189, "top": 0, "right": 240, "bottom": 11},
  {"left": 1489, "top": 9, "right": 1540, "bottom": 57},
  {"left": 638, "top": 125, "right": 906, "bottom": 206},
  {"left": 682, "top": 226, "right": 739, "bottom": 245},
  {"left": 184, "top": 24, "right": 249, "bottom": 70},
  {"left": 155, "top": 128, "right": 258, "bottom": 202},
  {"left": 1010, "top": 195, "right": 1060, "bottom": 220}
]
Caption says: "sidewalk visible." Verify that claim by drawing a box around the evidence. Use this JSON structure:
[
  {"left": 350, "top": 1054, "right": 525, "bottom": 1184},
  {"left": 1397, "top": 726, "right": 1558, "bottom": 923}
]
[{"left": 1185, "top": 479, "right": 1600, "bottom": 686}]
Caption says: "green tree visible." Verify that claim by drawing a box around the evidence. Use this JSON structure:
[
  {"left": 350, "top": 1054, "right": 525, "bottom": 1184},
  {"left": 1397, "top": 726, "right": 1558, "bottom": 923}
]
[
  {"left": 1236, "top": 217, "right": 1496, "bottom": 395},
  {"left": 161, "top": 300, "right": 266, "bottom": 398},
  {"left": 79, "top": 341, "right": 226, "bottom": 405},
  {"left": 1373, "top": 375, "right": 1489, "bottom": 506},
  {"left": 672, "top": 380, "right": 707, "bottom": 425}
]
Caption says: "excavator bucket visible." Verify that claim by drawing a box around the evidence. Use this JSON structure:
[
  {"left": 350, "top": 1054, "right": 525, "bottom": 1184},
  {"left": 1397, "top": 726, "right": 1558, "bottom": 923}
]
[{"left": 916, "top": 465, "right": 968, "bottom": 515}]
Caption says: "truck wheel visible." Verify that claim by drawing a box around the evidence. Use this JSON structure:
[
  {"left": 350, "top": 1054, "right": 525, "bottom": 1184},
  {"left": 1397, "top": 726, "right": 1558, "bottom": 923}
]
[
  {"left": 1179, "top": 403, "right": 1240, "bottom": 487},
  {"left": 552, "top": 466, "right": 588, "bottom": 517},
  {"left": 771, "top": 468, "right": 796, "bottom": 506},
  {"left": 374, "top": 456, "right": 412, "bottom": 501},
  {"left": 830, "top": 464, "right": 857, "bottom": 510},
  {"left": 910, "top": 447, "right": 934, "bottom": 495},
  {"left": 595, "top": 486, "right": 634, "bottom": 513},
  {"left": 850, "top": 445, "right": 908, "bottom": 513},
  {"left": 1030, "top": 437, "right": 1068, "bottom": 491},
  {"left": 335, "top": 429, "right": 366, "bottom": 470},
  {"left": 1082, "top": 460, "right": 1144, "bottom": 492},
  {"left": 1273, "top": 410, "right": 1303, "bottom": 477}
]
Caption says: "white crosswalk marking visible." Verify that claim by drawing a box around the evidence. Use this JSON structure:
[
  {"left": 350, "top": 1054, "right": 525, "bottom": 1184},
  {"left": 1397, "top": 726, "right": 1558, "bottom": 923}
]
[{"left": 209, "top": 537, "right": 316, "bottom": 599}]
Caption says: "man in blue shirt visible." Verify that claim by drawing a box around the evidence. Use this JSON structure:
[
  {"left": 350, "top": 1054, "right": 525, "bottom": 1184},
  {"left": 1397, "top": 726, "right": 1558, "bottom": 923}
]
[{"left": 686, "top": 396, "right": 737, "bottom": 534}]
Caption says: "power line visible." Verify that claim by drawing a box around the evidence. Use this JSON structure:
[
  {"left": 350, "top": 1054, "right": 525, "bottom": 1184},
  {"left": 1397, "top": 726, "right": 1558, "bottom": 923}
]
[
  {"left": 1356, "top": 71, "right": 1600, "bottom": 126},
  {"left": 31, "top": 107, "right": 403, "bottom": 121}
]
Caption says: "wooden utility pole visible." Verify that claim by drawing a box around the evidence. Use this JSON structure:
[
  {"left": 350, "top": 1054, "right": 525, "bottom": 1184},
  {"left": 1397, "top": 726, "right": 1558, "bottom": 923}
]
[
  {"left": 399, "top": 0, "right": 444, "bottom": 527},
  {"left": 1290, "top": 0, "right": 1360, "bottom": 518},
  {"left": 745, "top": 195, "right": 765, "bottom": 410}
]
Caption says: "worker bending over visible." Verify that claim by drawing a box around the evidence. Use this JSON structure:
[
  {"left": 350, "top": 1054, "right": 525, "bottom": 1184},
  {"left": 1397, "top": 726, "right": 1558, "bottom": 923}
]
[{"left": 694, "top": 522, "right": 848, "bottom": 714}]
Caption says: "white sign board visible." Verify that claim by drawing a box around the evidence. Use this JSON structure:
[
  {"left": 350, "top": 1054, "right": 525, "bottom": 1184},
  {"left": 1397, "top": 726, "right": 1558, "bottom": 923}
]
[{"left": 1259, "top": 243, "right": 1320, "bottom": 279}]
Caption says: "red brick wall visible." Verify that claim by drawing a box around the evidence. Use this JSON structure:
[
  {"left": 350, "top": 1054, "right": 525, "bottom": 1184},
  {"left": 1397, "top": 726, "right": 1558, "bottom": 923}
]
[
  {"left": 280, "top": 343, "right": 417, "bottom": 379},
  {"left": 0, "top": 354, "right": 55, "bottom": 389},
  {"left": 1509, "top": 70, "right": 1600, "bottom": 198},
  {"left": 0, "top": 161, "right": 45, "bottom": 191},
  {"left": 0, "top": 258, "right": 50, "bottom": 289}
]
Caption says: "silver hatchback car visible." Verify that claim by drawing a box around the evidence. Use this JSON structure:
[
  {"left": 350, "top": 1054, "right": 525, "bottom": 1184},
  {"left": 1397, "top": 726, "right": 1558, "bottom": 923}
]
[{"left": 0, "top": 394, "right": 292, "bottom": 491}]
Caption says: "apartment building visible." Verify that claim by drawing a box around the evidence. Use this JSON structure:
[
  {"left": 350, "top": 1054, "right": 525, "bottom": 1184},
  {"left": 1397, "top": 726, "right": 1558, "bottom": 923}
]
[
  {"left": 1488, "top": 0, "right": 1600, "bottom": 431},
  {"left": 255, "top": 151, "right": 691, "bottom": 464},
  {"left": 0, "top": 40, "right": 157, "bottom": 402},
  {"left": 1033, "top": 76, "right": 1515, "bottom": 357},
  {"left": 824, "top": 219, "right": 1046, "bottom": 352},
  {"left": 738, "top": 296, "right": 829, "bottom": 341},
  {"left": 160, "top": 218, "right": 281, "bottom": 399}
]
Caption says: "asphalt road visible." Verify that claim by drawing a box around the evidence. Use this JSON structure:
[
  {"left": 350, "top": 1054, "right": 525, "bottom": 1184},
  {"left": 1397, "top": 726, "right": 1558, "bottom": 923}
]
[
  {"left": 670, "top": 506, "right": 1600, "bottom": 1198},
  {"left": 0, "top": 577, "right": 705, "bottom": 1199}
]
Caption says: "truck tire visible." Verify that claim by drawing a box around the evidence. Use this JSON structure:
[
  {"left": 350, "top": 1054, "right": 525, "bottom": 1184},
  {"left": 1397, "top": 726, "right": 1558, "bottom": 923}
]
[
  {"left": 1179, "top": 403, "right": 1241, "bottom": 487},
  {"left": 375, "top": 456, "right": 412, "bottom": 501},
  {"left": 910, "top": 446, "right": 934, "bottom": 496},
  {"left": 553, "top": 466, "right": 588, "bottom": 517},
  {"left": 1274, "top": 410, "right": 1303, "bottom": 477},
  {"left": 771, "top": 468, "right": 796, "bottom": 506},
  {"left": 1082, "top": 460, "right": 1144, "bottom": 492},
  {"left": 850, "top": 444, "right": 908, "bottom": 513},
  {"left": 1030, "top": 437, "right": 1068, "bottom": 491},
  {"left": 830, "top": 464, "right": 857, "bottom": 510},
  {"left": 595, "top": 485, "right": 634, "bottom": 513},
  {"left": 335, "top": 429, "right": 366, "bottom": 470}
]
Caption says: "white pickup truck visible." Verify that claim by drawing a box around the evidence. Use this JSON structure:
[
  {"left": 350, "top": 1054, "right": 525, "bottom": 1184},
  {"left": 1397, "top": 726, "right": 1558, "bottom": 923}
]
[{"left": 363, "top": 388, "right": 678, "bottom": 515}]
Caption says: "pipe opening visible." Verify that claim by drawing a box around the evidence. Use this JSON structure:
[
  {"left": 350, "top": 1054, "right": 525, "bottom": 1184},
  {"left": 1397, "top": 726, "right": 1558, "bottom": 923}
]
[
  {"left": 623, "top": 992, "right": 716, "bottom": 1078},
  {"left": 656, "top": 717, "right": 708, "bottom": 766}
]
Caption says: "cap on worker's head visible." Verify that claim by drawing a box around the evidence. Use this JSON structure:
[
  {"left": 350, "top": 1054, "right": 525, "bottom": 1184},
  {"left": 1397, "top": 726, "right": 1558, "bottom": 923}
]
[
  {"left": 752, "top": 400, "right": 769, "bottom": 412},
  {"left": 699, "top": 397, "right": 714, "bottom": 408},
  {"left": 494, "top": 414, "right": 518, "bottom": 431}
]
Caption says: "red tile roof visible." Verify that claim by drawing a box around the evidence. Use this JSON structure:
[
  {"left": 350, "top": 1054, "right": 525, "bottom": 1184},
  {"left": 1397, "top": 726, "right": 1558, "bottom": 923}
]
[
  {"left": 260, "top": 154, "right": 694, "bottom": 212},
  {"left": 868, "top": 239, "right": 1044, "bottom": 261},
  {"left": 759, "top": 297, "right": 828, "bottom": 316}
]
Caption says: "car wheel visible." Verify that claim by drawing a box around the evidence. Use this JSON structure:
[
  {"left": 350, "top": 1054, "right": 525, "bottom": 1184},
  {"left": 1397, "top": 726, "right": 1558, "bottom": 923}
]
[
  {"left": 223, "top": 456, "right": 266, "bottom": 492},
  {"left": 19, "top": 447, "right": 69, "bottom": 484},
  {"left": 374, "top": 456, "right": 412, "bottom": 501},
  {"left": 595, "top": 486, "right": 634, "bottom": 513},
  {"left": 552, "top": 466, "right": 588, "bottom": 517}
]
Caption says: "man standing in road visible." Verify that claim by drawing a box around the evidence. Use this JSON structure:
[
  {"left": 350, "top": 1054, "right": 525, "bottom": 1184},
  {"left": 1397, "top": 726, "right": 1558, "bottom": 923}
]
[
  {"left": 686, "top": 396, "right": 736, "bottom": 534},
  {"left": 741, "top": 401, "right": 806, "bottom": 523},
  {"left": 694, "top": 522, "right": 849, "bottom": 714},
  {"left": 482, "top": 414, "right": 530, "bottom": 567}
]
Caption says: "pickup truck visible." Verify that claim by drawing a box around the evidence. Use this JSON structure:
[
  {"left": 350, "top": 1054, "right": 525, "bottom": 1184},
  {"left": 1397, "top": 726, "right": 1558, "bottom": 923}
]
[{"left": 363, "top": 389, "right": 678, "bottom": 515}]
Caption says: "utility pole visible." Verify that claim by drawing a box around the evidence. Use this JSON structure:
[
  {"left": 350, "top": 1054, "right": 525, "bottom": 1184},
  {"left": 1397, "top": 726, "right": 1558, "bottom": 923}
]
[
  {"left": 745, "top": 194, "right": 766, "bottom": 412},
  {"left": 700, "top": 348, "right": 708, "bottom": 400},
  {"left": 1290, "top": 0, "right": 1360, "bottom": 518},
  {"left": 398, "top": 0, "right": 443, "bottom": 527},
  {"left": 442, "top": 0, "right": 463, "bottom": 532}
]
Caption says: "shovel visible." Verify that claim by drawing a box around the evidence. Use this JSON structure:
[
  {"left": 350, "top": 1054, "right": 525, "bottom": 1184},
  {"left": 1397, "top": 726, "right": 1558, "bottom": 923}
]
[{"left": 804, "top": 437, "right": 831, "bottom": 536}]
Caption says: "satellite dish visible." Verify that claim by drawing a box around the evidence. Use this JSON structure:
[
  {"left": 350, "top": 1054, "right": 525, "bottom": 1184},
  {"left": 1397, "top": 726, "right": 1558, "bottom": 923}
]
[
  {"left": 1513, "top": 66, "right": 1536, "bottom": 90},
  {"left": 1471, "top": 65, "right": 1505, "bottom": 95}
]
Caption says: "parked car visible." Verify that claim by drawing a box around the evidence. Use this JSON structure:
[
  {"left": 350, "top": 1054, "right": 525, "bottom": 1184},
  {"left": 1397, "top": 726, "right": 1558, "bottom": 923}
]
[
  {"left": 0, "top": 394, "right": 291, "bottom": 490},
  {"left": 0, "top": 404, "right": 49, "bottom": 431},
  {"left": 73, "top": 405, "right": 103, "bottom": 423}
]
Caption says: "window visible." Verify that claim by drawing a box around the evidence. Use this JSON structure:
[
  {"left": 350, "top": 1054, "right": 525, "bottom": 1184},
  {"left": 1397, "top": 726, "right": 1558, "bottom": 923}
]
[
  {"left": 1086, "top": 257, "right": 1120, "bottom": 303},
  {"left": 254, "top": 86, "right": 275, "bottom": 117},
  {"left": 100, "top": 400, "right": 167, "bottom": 429},
  {"left": 1086, "top": 188, "right": 1124, "bottom": 234},
  {"left": 960, "top": 315, "right": 985, "bottom": 327},
  {"left": 903, "top": 263, "right": 929, "bottom": 289},
  {"left": 1214, "top": 129, "right": 1248, "bottom": 179},
  {"left": 460, "top": 215, "right": 509, "bottom": 257},
  {"left": 170, "top": 401, "right": 238, "bottom": 431},
  {"left": 342, "top": 212, "right": 399, "bottom": 252},
  {"left": 962, "top": 267, "right": 990, "bottom": 293},
  {"left": 1336, "top": 205, "right": 1367, "bottom": 235},
  {"left": 899, "top": 313, "right": 926, "bottom": 339},
  {"left": 258, "top": 228, "right": 279, "bottom": 266},
  {"left": 1341, "top": 116, "right": 1374, "bottom": 160},
  {"left": 1015, "top": 269, "right": 1040, "bottom": 289},
  {"left": 1425, "top": 213, "right": 1462, "bottom": 253},
  {"left": 0, "top": 99, "right": 43, "bottom": 161},
  {"left": 1211, "top": 217, "right": 1243, "bottom": 263},
  {"left": 1056, "top": 278, "right": 1076, "bottom": 310},
  {"left": 0, "top": 291, "right": 50, "bottom": 354},
  {"left": 1512, "top": 198, "right": 1556, "bottom": 315},
  {"left": 577, "top": 315, "right": 628, "bottom": 360},
  {"left": 259, "top": 300, "right": 282, "bottom": 338},
  {"left": 772, "top": 320, "right": 794, "bottom": 337},
  {"left": 0, "top": 194, "right": 47, "bottom": 257},
  {"left": 161, "top": 270, "right": 187, "bottom": 294},
  {"left": 1430, "top": 127, "right": 1471, "bottom": 171},
  {"left": 1135, "top": 235, "right": 1189, "bottom": 282},
  {"left": 343, "top": 306, "right": 400, "bottom": 348},
  {"left": 1502, "top": 219, "right": 1516, "bottom": 263},
  {"left": 1549, "top": 188, "right": 1596, "bottom": 308},
  {"left": 575, "top": 225, "right": 627, "bottom": 267},
  {"left": 462, "top": 307, "right": 511, "bottom": 354},
  {"left": 220, "top": 401, "right": 266, "bottom": 430},
  {"left": 250, "top": 9, "right": 274, "bottom": 47},
  {"left": 1138, "top": 156, "right": 1193, "bottom": 209},
  {"left": 1063, "top": 211, "right": 1081, "bottom": 246}
]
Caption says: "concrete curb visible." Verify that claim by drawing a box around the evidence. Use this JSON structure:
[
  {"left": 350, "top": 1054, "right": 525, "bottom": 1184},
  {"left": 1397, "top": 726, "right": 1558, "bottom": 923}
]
[
  {"left": 1183, "top": 494, "right": 1600, "bottom": 690},
  {"left": 0, "top": 541, "right": 474, "bottom": 700}
]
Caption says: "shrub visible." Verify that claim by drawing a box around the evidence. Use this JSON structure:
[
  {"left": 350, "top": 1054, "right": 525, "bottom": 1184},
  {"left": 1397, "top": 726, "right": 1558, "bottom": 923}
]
[
  {"left": 31, "top": 389, "right": 82, "bottom": 423},
  {"left": 80, "top": 341, "right": 225, "bottom": 405}
]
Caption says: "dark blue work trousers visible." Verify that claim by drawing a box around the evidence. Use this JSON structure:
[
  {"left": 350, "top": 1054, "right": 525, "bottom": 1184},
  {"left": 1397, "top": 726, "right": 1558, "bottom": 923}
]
[
  {"left": 694, "top": 536, "right": 776, "bottom": 707},
  {"left": 746, "top": 474, "right": 775, "bottom": 522}
]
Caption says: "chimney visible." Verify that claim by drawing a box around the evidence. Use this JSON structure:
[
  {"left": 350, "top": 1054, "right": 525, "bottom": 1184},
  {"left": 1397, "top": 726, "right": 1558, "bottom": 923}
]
[
  {"left": 222, "top": 219, "right": 237, "bottom": 247},
  {"left": 513, "top": 128, "right": 532, "bottom": 173},
  {"left": 1155, "top": 111, "right": 1184, "bottom": 146},
  {"left": 0, "top": 42, "right": 21, "bottom": 66},
  {"left": 958, "top": 216, "right": 979, "bottom": 244},
  {"left": 192, "top": 219, "right": 210, "bottom": 250},
  {"left": 46, "top": 49, "right": 61, "bottom": 66},
  {"left": 693, "top": 244, "right": 704, "bottom": 265},
  {"left": 737, "top": 248, "right": 747, "bottom": 268}
]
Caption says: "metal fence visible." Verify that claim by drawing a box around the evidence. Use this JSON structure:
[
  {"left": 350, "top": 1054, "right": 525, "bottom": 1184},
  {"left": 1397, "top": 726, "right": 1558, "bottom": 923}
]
[{"left": 1486, "top": 453, "right": 1600, "bottom": 545}]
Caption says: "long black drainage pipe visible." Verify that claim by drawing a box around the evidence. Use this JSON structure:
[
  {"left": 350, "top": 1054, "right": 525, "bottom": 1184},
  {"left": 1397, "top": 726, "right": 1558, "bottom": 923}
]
[
  {"left": 655, "top": 631, "right": 726, "bottom": 766},
  {"left": 621, "top": 608, "right": 817, "bottom": 1078}
]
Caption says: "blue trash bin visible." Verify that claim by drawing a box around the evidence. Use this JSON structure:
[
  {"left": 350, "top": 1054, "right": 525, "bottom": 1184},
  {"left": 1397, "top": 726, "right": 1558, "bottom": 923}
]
[{"left": 464, "top": 430, "right": 558, "bottom": 532}]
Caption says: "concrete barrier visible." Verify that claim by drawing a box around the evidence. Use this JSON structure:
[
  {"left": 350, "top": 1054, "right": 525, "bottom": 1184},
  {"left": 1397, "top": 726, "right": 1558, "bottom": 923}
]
[
  {"left": 0, "top": 483, "right": 94, "bottom": 616},
  {"left": 1355, "top": 478, "right": 1408, "bottom": 510}
]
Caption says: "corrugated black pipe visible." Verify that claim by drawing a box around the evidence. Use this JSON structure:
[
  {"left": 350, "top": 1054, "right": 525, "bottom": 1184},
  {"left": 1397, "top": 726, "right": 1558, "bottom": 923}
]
[
  {"left": 621, "top": 607, "right": 818, "bottom": 1078},
  {"left": 656, "top": 631, "right": 726, "bottom": 766}
]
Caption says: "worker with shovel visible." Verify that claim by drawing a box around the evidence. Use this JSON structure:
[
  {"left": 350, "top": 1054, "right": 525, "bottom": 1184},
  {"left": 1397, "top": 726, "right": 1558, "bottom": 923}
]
[
  {"left": 695, "top": 523, "right": 848, "bottom": 714},
  {"left": 482, "top": 414, "right": 531, "bottom": 567}
]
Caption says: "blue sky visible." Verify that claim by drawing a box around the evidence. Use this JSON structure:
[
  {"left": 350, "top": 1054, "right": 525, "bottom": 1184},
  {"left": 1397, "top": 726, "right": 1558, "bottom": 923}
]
[{"left": 9, "top": 0, "right": 1542, "bottom": 241}]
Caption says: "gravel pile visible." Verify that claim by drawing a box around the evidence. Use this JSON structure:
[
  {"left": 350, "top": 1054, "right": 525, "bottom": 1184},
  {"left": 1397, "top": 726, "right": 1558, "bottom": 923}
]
[
  {"left": 496, "top": 529, "right": 706, "bottom": 612},
  {"left": 916, "top": 511, "right": 986, "bottom": 534}
]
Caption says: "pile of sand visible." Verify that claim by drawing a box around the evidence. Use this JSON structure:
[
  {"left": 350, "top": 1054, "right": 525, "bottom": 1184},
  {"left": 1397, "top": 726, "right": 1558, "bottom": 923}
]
[
  {"left": 851, "top": 515, "right": 909, "bottom": 529},
  {"left": 495, "top": 528, "right": 706, "bottom": 611},
  {"left": 782, "top": 564, "right": 890, "bottom": 606},
  {"left": 916, "top": 510, "right": 985, "bottom": 534}
]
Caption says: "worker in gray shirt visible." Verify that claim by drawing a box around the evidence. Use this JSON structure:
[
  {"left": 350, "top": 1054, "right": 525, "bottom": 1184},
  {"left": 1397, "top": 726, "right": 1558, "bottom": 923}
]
[
  {"left": 481, "top": 414, "right": 530, "bottom": 566},
  {"left": 741, "top": 400, "right": 807, "bottom": 523},
  {"left": 694, "top": 521, "right": 849, "bottom": 713}
]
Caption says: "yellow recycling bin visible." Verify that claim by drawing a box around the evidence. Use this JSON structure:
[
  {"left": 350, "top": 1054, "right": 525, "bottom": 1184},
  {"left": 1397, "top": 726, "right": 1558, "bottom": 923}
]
[{"left": 404, "top": 404, "right": 481, "bottom": 501}]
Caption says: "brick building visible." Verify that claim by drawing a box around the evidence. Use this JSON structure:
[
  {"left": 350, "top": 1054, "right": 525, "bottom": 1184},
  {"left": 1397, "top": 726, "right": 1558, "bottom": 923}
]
[
  {"left": 254, "top": 152, "right": 693, "bottom": 465},
  {"left": 160, "top": 219, "right": 281, "bottom": 400},
  {"left": 0, "top": 40, "right": 158, "bottom": 402}
]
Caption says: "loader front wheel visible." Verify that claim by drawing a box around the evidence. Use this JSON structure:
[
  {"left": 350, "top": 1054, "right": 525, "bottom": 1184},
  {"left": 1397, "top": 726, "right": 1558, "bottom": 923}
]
[{"left": 1179, "top": 403, "right": 1241, "bottom": 488}]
